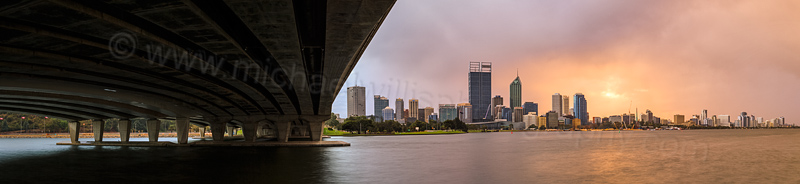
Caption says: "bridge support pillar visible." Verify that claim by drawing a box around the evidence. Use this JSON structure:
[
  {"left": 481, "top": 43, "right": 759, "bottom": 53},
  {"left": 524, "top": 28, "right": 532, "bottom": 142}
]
[
  {"left": 211, "top": 123, "right": 225, "bottom": 141},
  {"left": 275, "top": 121, "right": 291, "bottom": 142},
  {"left": 176, "top": 117, "right": 189, "bottom": 144},
  {"left": 309, "top": 122, "right": 323, "bottom": 141},
  {"left": 118, "top": 119, "right": 131, "bottom": 143},
  {"left": 226, "top": 126, "right": 235, "bottom": 136},
  {"left": 146, "top": 119, "right": 160, "bottom": 142},
  {"left": 256, "top": 124, "right": 263, "bottom": 138},
  {"left": 68, "top": 121, "right": 79, "bottom": 143},
  {"left": 199, "top": 126, "right": 206, "bottom": 138},
  {"left": 92, "top": 120, "right": 104, "bottom": 142},
  {"left": 242, "top": 123, "right": 257, "bottom": 142}
]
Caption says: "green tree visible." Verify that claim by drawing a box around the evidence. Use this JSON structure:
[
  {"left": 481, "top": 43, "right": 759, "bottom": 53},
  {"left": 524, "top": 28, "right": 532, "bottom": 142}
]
[
  {"left": 341, "top": 116, "right": 373, "bottom": 134},
  {"left": 410, "top": 120, "right": 427, "bottom": 131},
  {"left": 325, "top": 113, "right": 341, "bottom": 129}
]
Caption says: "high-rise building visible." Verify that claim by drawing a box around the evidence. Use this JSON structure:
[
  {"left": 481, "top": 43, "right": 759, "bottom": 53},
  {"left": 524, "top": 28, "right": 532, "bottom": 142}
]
[
  {"left": 491, "top": 95, "right": 503, "bottom": 119},
  {"left": 546, "top": 111, "right": 559, "bottom": 128},
  {"left": 395, "top": 98, "right": 404, "bottom": 120},
  {"left": 562, "top": 96, "right": 570, "bottom": 116},
  {"left": 457, "top": 103, "right": 472, "bottom": 123},
  {"left": 537, "top": 116, "right": 547, "bottom": 129},
  {"left": 701, "top": 109, "right": 707, "bottom": 125},
  {"left": 438, "top": 104, "right": 457, "bottom": 121},
  {"left": 509, "top": 75, "right": 522, "bottom": 109},
  {"left": 409, "top": 99, "right": 419, "bottom": 119},
  {"left": 347, "top": 86, "right": 366, "bottom": 117},
  {"left": 573, "top": 93, "right": 588, "bottom": 126},
  {"left": 429, "top": 113, "right": 438, "bottom": 122},
  {"left": 646, "top": 110, "right": 654, "bottom": 123},
  {"left": 382, "top": 107, "right": 394, "bottom": 122},
  {"left": 523, "top": 112, "right": 538, "bottom": 129},
  {"left": 513, "top": 107, "right": 524, "bottom": 122},
  {"left": 502, "top": 107, "right": 512, "bottom": 120},
  {"left": 468, "top": 62, "right": 492, "bottom": 122},
  {"left": 674, "top": 114, "right": 685, "bottom": 125},
  {"left": 738, "top": 112, "right": 749, "bottom": 127},
  {"left": 403, "top": 109, "right": 409, "bottom": 120},
  {"left": 523, "top": 102, "right": 538, "bottom": 116},
  {"left": 609, "top": 115, "right": 622, "bottom": 123},
  {"left": 373, "top": 95, "right": 389, "bottom": 121},
  {"left": 718, "top": 115, "right": 730, "bottom": 127},
  {"left": 552, "top": 93, "right": 562, "bottom": 116},
  {"left": 418, "top": 108, "right": 426, "bottom": 122},
  {"left": 423, "top": 107, "right": 435, "bottom": 122},
  {"left": 493, "top": 105, "right": 506, "bottom": 120},
  {"left": 712, "top": 115, "right": 719, "bottom": 127}
]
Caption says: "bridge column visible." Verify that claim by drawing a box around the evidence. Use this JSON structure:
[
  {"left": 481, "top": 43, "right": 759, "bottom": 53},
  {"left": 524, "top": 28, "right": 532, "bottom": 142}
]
[
  {"left": 198, "top": 126, "right": 206, "bottom": 138},
  {"left": 226, "top": 126, "right": 235, "bottom": 136},
  {"left": 275, "top": 121, "right": 291, "bottom": 142},
  {"left": 303, "top": 116, "right": 329, "bottom": 141},
  {"left": 68, "top": 121, "right": 79, "bottom": 143},
  {"left": 118, "top": 119, "right": 131, "bottom": 143},
  {"left": 211, "top": 123, "right": 225, "bottom": 141},
  {"left": 242, "top": 123, "right": 257, "bottom": 142},
  {"left": 92, "top": 119, "right": 104, "bottom": 143},
  {"left": 146, "top": 119, "right": 160, "bottom": 142},
  {"left": 176, "top": 117, "right": 189, "bottom": 144}
]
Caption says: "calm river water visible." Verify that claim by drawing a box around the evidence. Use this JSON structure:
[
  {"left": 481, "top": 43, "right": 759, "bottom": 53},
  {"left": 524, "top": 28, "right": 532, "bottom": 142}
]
[{"left": 1, "top": 129, "right": 799, "bottom": 183}]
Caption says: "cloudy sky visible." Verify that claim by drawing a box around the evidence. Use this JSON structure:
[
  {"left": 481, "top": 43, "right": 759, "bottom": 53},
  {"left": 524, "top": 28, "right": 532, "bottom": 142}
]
[{"left": 331, "top": 0, "right": 800, "bottom": 124}]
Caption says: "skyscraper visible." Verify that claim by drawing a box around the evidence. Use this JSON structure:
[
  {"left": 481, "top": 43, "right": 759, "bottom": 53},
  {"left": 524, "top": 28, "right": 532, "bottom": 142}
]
[
  {"left": 546, "top": 111, "right": 559, "bottom": 128},
  {"left": 418, "top": 108, "right": 426, "bottom": 122},
  {"left": 718, "top": 115, "right": 730, "bottom": 127},
  {"left": 491, "top": 95, "right": 503, "bottom": 119},
  {"left": 523, "top": 102, "right": 538, "bottom": 116},
  {"left": 469, "top": 62, "right": 492, "bottom": 122},
  {"left": 423, "top": 107, "right": 435, "bottom": 122},
  {"left": 674, "top": 114, "right": 685, "bottom": 125},
  {"left": 646, "top": 110, "right": 654, "bottom": 123},
  {"left": 509, "top": 75, "right": 522, "bottom": 109},
  {"left": 373, "top": 95, "right": 389, "bottom": 121},
  {"left": 573, "top": 93, "right": 588, "bottom": 126},
  {"left": 409, "top": 99, "right": 419, "bottom": 119},
  {"left": 562, "top": 96, "right": 570, "bottom": 116},
  {"left": 347, "top": 86, "right": 366, "bottom": 117},
  {"left": 395, "top": 98, "right": 404, "bottom": 120},
  {"left": 438, "top": 104, "right": 458, "bottom": 121},
  {"left": 513, "top": 107, "right": 524, "bottom": 122},
  {"left": 382, "top": 107, "right": 394, "bottom": 122},
  {"left": 552, "top": 93, "right": 562, "bottom": 116},
  {"left": 457, "top": 103, "right": 472, "bottom": 123}
]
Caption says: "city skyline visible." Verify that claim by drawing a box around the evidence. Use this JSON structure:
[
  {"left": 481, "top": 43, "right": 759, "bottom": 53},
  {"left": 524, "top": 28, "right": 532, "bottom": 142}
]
[{"left": 331, "top": 0, "right": 800, "bottom": 124}]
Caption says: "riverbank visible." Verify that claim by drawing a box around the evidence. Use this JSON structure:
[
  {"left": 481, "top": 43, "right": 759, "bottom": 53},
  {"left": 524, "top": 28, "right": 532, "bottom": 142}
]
[
  {"left": 324, "top": 129, "right": 467, "bottom": 136},
  {"left": 0, "top": 132, "right": 210, "bottom": 138}
]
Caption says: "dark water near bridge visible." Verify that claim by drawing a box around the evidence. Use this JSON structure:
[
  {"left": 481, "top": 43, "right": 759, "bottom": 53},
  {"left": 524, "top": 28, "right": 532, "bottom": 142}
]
[{"left": 1, "top": 129, "right": 800, "bottom": 183}]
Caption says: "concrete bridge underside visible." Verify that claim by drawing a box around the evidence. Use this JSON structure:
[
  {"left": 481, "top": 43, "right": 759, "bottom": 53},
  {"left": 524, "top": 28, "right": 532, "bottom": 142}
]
[{"left": 0, "top": 0, "right": 395, "bottom": 143}]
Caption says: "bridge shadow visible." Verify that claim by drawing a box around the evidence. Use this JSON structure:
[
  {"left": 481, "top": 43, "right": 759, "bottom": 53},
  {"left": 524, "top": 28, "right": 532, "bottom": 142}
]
[{"left": 0, "top": 145, "right": 337, "bottom": 183}]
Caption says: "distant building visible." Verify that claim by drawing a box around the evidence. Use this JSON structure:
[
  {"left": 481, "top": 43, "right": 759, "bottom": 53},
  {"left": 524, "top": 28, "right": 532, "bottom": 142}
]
[
  {"left": 646, "top": 110, "right": 654, "bottom": 123},
  {"left": 523, "top": 102, "right": 538, "bottom": 116},
  {"left": 609, "top": 115, "right": 622, "bottom": 123},
  {"left": 573, "top": 93, "right": 588, "bottom": 125},
  {"left": 457, "top": 103, "right": 473, "bottom": 123},
  {"left": 593, "top": 117, "right": 602, "bottom": 124},
  {"left": 513, "top": 107, "right": 524, "bottom": 122},
  {"left": 438, "top": 104, "right": 458, "bottom": 121},
  {"left": 572, "top": 119, "right": 581, "bottom": 130},
  {"left": 382, "top": 107, "right": 394, "bottom": 122},
  {"left": 493, "top": 105, "right": 506, "bottom": 120},
  {"left": 738, "top": 112, "right": 750, "bottom": 128},
  {"left": 701, "top": 109, "right": 707, "bottom": 124},
  {"left": 537, "top": 116, "right": 547, "bottom": 129},
  {"left": 552, "top": 93, "right": 562, "bottom": 116},
  {"left": 469, "top": 62, "right": 492, "bottom": 122},
  {"left": 523, "top": 112, "right": 538, "bottom": 129},
  {"left": 418, "top": 108, "right": 426, "bottom": 122},
  {"left": 718, "top": 115, "right": 730, "bottom": 127},
  {"left": 409, "top": 99, "right": 419, "bottom": 119},
  {"left": 347, "top": 86, "right": 366, "bottom": 117},
  {"left": 509, "top": 75, "right": 522, "bottom": 109},
  {"left": 395, "top": 98, "right": 404, "bottom": 120},
  {"left": 423, "top": 107, "right": 435, "bottom": 122},
  {"left": 491, "top": 95, "right": 503, "bottom": 119},
  {"left": 562, "top": 96, "right": 570, "bottom": 116},
  {"left": 674, "top": 114, "right": 685, "bottom": 125},
  {"left": 546, "top": 111, "right": 559, "bottom": 128},
  {"left": 429, "top": 113, "right": 438, "bottom": 122},
  {"left": 374, "top": 95, "right": 389, "bottom": 121},
  {"left": 502, "top": 107, "right": 512, "bottom": 120}
]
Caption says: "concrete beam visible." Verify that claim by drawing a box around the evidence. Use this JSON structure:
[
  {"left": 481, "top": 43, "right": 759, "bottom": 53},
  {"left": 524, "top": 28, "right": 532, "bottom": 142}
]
[
  {"left": 146, "top": 119, "right": 160, "bottom": 142},
  {"left": 176, "top": 117, "right": 189, "bottom": 144},
  {"left": 68, "top": 121, "right": 79, "bottom": 143},
  {"left": 118, "top": 119, "right": 131, "bottom": 143},
  {"left": 92, "top": 120, "right": 104, "bottom": 142}
]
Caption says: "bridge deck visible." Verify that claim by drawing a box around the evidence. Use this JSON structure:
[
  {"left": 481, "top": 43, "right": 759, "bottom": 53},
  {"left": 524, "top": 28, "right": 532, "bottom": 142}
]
[{"left": 57, "top": 140, "right": 350, "bottom": 147}]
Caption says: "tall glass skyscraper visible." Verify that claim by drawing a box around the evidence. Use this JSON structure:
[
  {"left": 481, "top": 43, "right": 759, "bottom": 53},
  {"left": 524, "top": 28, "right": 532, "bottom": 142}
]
[
  {"left": 373, "top": 95, "right": 389, "bottom": 121},
  {"left": 469, "top": 62, "right": 491, "bottom": 122},
  {"left": 573, "top": 93, "right": 588, "bottom": 126},
  {"left": 523, "top": 102, "right": 538, "bottom": 116},
  {"left": 552, "top": 93, "right": 562, "bottom": 116},
  {"left": 509, "top": 75, "right": 521, "bottom": 109}
]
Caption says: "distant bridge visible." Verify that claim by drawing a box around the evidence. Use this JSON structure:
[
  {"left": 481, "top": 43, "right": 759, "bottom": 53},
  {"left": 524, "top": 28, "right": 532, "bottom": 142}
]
[{"left": 0, "top": 0, "right": 395, "bottom": 144}]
